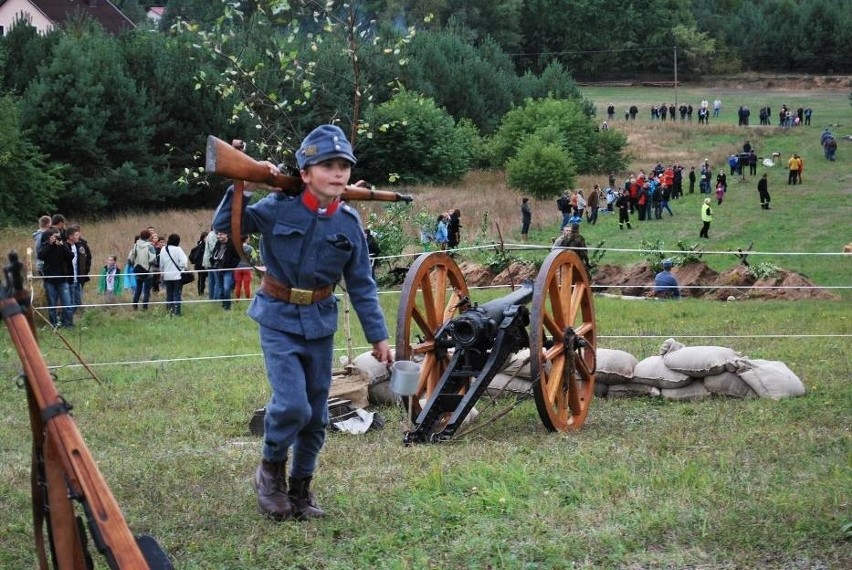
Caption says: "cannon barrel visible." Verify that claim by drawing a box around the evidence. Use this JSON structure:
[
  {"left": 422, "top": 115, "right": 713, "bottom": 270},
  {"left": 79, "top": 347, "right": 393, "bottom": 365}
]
[{"left": 475, "top": 282, "right": 534, "bottom": 323}]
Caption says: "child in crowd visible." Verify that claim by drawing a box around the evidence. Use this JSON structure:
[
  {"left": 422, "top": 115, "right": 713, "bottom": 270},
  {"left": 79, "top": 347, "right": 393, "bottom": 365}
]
[{"left": 97, "top": 255, "right": 124, "bottom": 303}]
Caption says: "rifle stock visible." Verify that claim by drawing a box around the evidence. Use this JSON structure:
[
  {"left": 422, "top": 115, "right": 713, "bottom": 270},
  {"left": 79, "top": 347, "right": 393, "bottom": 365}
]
[
  {"left": 2, "top": 253, "right": 171, "bottom": 570},
  {"left": 205, "top": 135, "right": 413, "bottom": 203}
]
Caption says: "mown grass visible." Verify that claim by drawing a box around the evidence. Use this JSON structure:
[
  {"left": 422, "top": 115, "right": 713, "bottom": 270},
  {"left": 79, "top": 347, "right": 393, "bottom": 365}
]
[{"left": 0, "top": 84, "right": 850, "bottom": 568}]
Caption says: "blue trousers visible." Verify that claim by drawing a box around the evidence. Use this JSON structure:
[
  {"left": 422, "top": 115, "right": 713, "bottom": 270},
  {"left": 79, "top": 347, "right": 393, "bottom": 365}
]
[
  {"left": 165, "top": 280, "right": 183, "bottom": 315},
  {"left": 259, "top": 326, "right": 333, "bottom": 478},
  {"left": 210, "top": 270, "right": 234, "bottom": 309},
  {"left": 132, "top": 277, "right": 151, "bottom": 309},
  {"left": 44, "top": 281, "right": 72, "bottom": 326}
]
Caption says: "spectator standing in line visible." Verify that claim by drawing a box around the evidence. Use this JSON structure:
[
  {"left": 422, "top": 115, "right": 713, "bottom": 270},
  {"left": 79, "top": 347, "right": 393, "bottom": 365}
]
[
  {"left": 160, "top": 233, "right": 189, "bottom": 316},
  {"left": 129, "top": 229, "right": 156, "bottom": 311},
  {"left": 97, "top": 255, "right": 124, "bottom": 303},
  {"left": 757, "top": 173, "right": 771, "bottom": 210},
  {"left": 520, "top": 198, "right": 532, "bottom": 241},
  {"left": 124, "top": 239, "right": 137, "bottom": 300},
  {"left": 189, "top": 231, "right": 208, "bottom": 296},
  {"left": 575, "top": 189, "right": 587, "bottom": 220},
  {"left": 210, "top": 231, "right": 240, "bottom": 310},
  {"left": 557, "top": 191, "right": 572, "bottom": 228},
  {"left": 447, "top": 209, "right": 462, "bottom": 250},
  {"left": 700, "top": 198, "right": 713, "bottom": 239},
  {"left": 616, "top": 188, "right": 632, "bottom": 230},
  {"left": 33, "top": 215, "right": 51, "bottom": 275},
  {"left": 38, "top": 227, "right": 73, "bottom": 328},
  {"left": 435, "top": 214, "right": 449, "bottom": 250},
  {"left": 654, "top": 259, "right": 681, "bottom": 299},
  {"left": 211, "top": 124, "right": 392, "bottom": 522},
  {"left": 688, "top": 166, "right": 696, "bottom": 194},
  {"left": 365, "top": 229, "right": 381, "bottom": 277},
  {"left": 586, "top": 186, "right": 600, "bottom": 225},
  {"left": 203, "top": 225, "right": 219, "bottom": 300},
  {"left": 713, "top": 98, "right": 721, "bottom": 117},
  {"left": 64, "top": 225, "right": 87, "bottom": 319},
  {"left": 74, "top": 226, "right": 93, "bottom": 306},
  {"left": 234, "top": 235, "right": 255, "bottom": 299},
  {"left": 716, "top": 169, "right": 727, "bottom": 194},
  {"left": 605, "top": 186, "right": 617, "bottom": 212}
]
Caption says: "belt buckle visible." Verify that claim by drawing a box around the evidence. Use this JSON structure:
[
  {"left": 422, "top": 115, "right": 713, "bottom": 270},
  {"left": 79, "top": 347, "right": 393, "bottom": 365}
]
[{"left": 289, "top": 287, "right": 313, "bottom": 305}]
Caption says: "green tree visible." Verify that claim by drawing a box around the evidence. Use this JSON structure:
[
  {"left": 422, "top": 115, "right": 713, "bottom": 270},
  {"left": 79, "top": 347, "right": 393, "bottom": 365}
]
[
  {"left": 357, "top": 90, "right": 474, "bottom": 185},
  {"left": 0, "top": 21, "right": 58, "bottom": 95},
  {"left": 120, "top": 31, "right": 241, "bottom": 204},
  {"left": 20, "top": 22, "right": 167, "bottom": 213},
  {"left": 490, "top": 97, "right": 624, "bottom": 174},
  {"left": 401, "top": 25, "right": 520, "bottom": 134},
  {"left": 506, "top": 129, "right": 577, "bottom": 199},
  {"left": 0, "top": 96, "right": 64, "bottom": 225}
]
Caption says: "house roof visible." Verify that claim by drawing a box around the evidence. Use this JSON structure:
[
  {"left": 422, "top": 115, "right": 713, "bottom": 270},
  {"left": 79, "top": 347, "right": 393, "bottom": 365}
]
[{"left": 15, "top": 0, "right": 135, "bottom": 34}]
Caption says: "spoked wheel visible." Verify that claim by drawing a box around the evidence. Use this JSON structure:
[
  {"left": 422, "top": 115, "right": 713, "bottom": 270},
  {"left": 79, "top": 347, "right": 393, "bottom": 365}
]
[
  {"left": 395, "top": 252, "right": 470, "bottom": 421},
  {"left": 529, "top": 249, "right": 597, "bottom": 432}
]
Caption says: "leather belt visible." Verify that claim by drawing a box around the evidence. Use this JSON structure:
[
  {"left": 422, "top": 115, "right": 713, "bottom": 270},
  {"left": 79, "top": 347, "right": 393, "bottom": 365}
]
[{"left": 260, "top": 274, "right": 333, "bottom": 305}]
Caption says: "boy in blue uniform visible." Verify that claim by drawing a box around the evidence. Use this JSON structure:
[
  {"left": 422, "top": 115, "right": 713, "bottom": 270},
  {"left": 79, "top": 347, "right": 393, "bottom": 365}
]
[{"left": 213, "top": 125, "right": 393, "bottom": 521}]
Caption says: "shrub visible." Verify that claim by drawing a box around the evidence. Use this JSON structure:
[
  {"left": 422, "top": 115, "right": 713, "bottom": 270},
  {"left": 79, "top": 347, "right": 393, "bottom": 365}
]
[
  {"left": 505, "top": 132, "right": 577, "bottom": 199},
  {"left": 357, "top": 91, "right": 475, "bottom": 185}
]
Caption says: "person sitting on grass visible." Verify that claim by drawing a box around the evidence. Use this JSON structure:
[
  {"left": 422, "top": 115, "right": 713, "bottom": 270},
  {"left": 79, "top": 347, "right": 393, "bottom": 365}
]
[{"left": 654, "top": 259, "right": 681, "bottom": 299}]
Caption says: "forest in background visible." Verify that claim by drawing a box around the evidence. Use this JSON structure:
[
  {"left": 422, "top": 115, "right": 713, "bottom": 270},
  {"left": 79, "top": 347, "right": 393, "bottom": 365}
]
[{"left": 0, "top": 0, "right": 849, "bottom": 223}]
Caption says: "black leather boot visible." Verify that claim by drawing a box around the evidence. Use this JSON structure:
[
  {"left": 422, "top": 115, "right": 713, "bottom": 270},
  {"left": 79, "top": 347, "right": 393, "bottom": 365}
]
[
  {"left": 254, "top": 460, "right": 293, "bottom": 520},
  {"left": 288, "top": 476, "right": 326, "bottom": 520}
]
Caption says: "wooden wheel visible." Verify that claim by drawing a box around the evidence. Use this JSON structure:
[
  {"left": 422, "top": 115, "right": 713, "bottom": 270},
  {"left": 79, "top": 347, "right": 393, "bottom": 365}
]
[
  {"left": 529, "top": 249, "right": 596, "bottom": 432},
  {"left": 395, "top": 252, "right": 470, "bottom": 419}
]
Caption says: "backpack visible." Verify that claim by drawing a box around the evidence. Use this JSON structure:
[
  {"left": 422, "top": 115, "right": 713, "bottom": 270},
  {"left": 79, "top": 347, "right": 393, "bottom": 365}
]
[
  {"left": 188, "top": 242, "right": 203, "bottom": 266},
  {"left": 556, "top": 196, "right": 568, "bottom": 211}
]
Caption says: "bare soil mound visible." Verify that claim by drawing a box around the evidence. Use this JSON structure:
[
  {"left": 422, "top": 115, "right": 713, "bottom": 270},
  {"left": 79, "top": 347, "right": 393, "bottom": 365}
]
[
  {"left": 457, "top": 261, "right": 494, "bottom": 288},
  {"left": 457, "top": 260, "right": 835, "bottom": 301},
  {"left": 492, "top": 262, "right": 538, "bottom": 286}
]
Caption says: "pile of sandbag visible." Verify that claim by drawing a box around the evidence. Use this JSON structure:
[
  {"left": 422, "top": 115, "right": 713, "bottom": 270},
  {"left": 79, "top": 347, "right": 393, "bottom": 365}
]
[
  {"left": 350, "top": 338, "right": 805, "bottom": 405},
  {"left": 596, "top": 338, "right": 806, "bottom": 401}
]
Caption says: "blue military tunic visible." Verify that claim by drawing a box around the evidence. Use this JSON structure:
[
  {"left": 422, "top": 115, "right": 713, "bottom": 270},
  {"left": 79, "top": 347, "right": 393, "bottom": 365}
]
[
  {"left": 213, "top": 187, "right": 387, "bottom": 342},
  {"left": 213, "top": 187, "right": 388, "bottom": 474}
]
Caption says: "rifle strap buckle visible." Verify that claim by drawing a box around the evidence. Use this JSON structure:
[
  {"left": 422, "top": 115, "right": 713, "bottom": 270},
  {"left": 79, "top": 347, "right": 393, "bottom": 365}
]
[{"left": 41, "top": 397, "right": 72, "bottom": 422}]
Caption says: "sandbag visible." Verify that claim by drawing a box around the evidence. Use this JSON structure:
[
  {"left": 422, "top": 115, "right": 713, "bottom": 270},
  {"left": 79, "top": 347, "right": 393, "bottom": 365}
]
[
  {"left": 607, "top": 383, "right": 661, "bottom": 398},
  {"left": 658, "top": 337, "right": 686, "bottom": 356},
  {"left": 661, "top": 382, "right": 711, "bottom": 401},
  {"left": 704, "top": 371, "right": 757, "bottom": 399},
  {"left": 351, "top": 351, "right": 395, "bottom": 404},
  {"left": 329, "top": 368, "right": 370, "bottom": 409},
  {"left": 730, "top": 358, "right": 806, "bottom": 400},
  {"left": 486, "top": 372, "right": 533, "bottom": 396},
  {"left": 501, "top": 348, "right": 532, "bottom": 379},
  {"left": 662, "top": 345, "right": 740, "bottom": 377},
  {"left": 632, "top": 355, "right": 693, "bottom": 389},
  {"left": 595, "top": 348, "right": 638, "bottom": 385}
]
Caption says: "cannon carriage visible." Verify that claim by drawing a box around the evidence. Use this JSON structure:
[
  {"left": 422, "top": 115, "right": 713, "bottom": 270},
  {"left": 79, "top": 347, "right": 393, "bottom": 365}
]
[{"left": 395, "top": 249, "right": 597, "bottom": 444}]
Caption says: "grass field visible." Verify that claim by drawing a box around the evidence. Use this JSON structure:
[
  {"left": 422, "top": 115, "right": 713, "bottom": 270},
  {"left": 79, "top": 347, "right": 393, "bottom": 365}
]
[{"left": 0, "top": 83, "right": 850, "bottom": 569}]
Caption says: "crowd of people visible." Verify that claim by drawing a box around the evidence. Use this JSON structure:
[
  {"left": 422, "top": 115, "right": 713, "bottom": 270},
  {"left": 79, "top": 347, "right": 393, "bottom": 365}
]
[
  {"left": 605, "top": 99, "right": 819, "bottom": 128},
  {"left": 31, "top": 213, "right": 265, "bottom": 326}
]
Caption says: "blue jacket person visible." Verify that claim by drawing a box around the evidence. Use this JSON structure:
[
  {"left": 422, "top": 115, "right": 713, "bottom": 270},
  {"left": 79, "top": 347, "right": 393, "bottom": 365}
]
[{"left": 213, "top": 125, "right": 393, "bottom": 521}]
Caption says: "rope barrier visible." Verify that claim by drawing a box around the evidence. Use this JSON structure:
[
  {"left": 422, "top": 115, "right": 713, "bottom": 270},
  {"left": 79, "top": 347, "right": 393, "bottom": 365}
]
[
  {"left": 44, "top": 333, "right": 852, "bottom": 371},
  {"left": 18, "top": 242, "right": 850, "bottom": 373}
]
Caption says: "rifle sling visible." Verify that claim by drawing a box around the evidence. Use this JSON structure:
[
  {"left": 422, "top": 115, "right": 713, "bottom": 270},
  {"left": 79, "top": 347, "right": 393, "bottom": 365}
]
[{"left": 41, "top": 397, "right": 72, "bottom": 422}]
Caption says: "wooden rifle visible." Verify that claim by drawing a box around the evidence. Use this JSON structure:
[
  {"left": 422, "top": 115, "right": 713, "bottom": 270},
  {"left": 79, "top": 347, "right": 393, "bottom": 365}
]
[
  {"left": 204, "top": 135, "right": 414, "bottom": 203},
  {"left": 1, "top": 252, "right": 171, "bottom": 569}
]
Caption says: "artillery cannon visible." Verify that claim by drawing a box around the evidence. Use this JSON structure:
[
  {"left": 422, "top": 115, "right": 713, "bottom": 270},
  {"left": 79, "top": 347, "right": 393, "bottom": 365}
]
[{"left": 395, "top": 249, "right": 597, "bottom": 444}]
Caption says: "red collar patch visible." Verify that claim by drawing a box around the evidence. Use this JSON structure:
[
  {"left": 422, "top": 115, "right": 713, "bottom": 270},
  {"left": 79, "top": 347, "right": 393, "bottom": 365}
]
[{"left": 301, "top": 191, "right": 340, "bottom": 216}]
